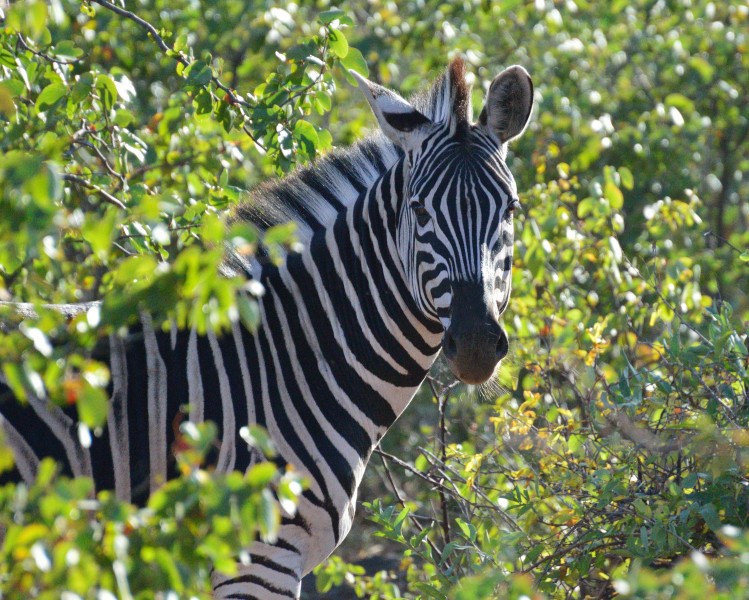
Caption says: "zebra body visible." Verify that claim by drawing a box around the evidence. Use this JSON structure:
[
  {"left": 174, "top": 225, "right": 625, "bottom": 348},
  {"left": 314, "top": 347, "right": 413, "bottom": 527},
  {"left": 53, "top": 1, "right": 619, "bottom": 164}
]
[{"left": 0, "top": 58, "right": 533, "bottom": 598}]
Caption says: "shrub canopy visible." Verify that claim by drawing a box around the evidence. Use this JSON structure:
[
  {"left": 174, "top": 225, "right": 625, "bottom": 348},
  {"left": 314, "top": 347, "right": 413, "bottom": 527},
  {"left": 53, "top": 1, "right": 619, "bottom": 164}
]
[{"left": 0, "top": 0, "right": 747, "bottom": 597}]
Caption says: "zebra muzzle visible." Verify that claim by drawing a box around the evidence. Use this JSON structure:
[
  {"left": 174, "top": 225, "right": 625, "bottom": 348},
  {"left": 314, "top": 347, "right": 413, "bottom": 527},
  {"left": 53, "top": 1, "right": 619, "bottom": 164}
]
[{"left": 442, "top": 283, "right": 508, "bottom": 384}]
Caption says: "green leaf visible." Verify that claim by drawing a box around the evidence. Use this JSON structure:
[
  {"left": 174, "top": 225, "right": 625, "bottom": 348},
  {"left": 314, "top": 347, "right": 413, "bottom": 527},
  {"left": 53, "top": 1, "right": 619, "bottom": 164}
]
[
  {"left": 184, "top": 60, "right": 212, "bottom": 88},
  {"left": 112, "top": 109, "right": 134, "bottom": 127},
  {"left": 568, "top": 434, "right": 584, "bottom": 453},
  {"left": 77, "top": 382, "right": 109, "bottom": 428},
  {"left": 237, "top": 294, "right": 260, "bottom": 333},
  {"left": 259, "top": 488, "right": 280, "bottom": 540},
  {"left": 328, "top": 30, "right": 348, "bottom": 59},
  {"left": 246, "top": 462, "right": 277, "bottom": 488},
  {"left": 264, "top": 222, "right": 297, "bottom": 245},
  {"left": 317, "top": 128, "right": 333, "bottom": 151},
  {"left": 293, "top": 119, "right": 319, "bottom": 157},
  {"left": 340, "top": 47, "right": 368, "bottom": 77},
  {"left": 0, "top": 83, "right": 16, "bottom": 117},
  {"left": 239, "top": 424, "right": 276, "bottom": 457},
  {"left": 200, "top": 212, "right": 224, "bottom": 243},
  {"left": 393, "top": 506, "right": 409, "bottom": 534},
  {"left": 193, "top": 87, "right": 213, "bottom": 115},
  {"left": 19, "top": 1, "right": 48, "bottom": 38},
  {"left": 0, "top": 47, "right": 15, "bottom": 68},
  {"left": 313, "top": 92, "right": 332, "bottom": 114},
  {"left": 173, "top": 33, "right": 188, "bottom": 53},
  {"left": 665, "top": 93, "right": 695, "bottom": 115},
  {"left": 35, "top": 82, "right": 66, "bottom": 112},
  {"left": 2, "top": 363, "right": 29, "bottom": 402},
  {"left": 525, "top": 543, "right": 546, "bottom": 565},
  {"left": 70, "top": 73, "right": 93, "bottom": 104},
  {"left": 618, "top": 166, "right": 634, "bottom": 190},
  {"left": 640, "top": 526, "right": 649, "bottom": 550},
  {"left": 688, "top": 56, "right": 714, "bottom": 83},
  {"left": 114, "top": 254, "right": 159, "bottom": 285},
  {"left": 95, "top": 74, "right": 118, "bottom": 112},
  {"left": 318, "top": 9, "right": 353, "bottom": 26},
  {"left": 82, "top": 210, "right": 117, "bottom": 258},
  {"left": 577, "top": 197, "right": 597, "bottom": 218},
  {"left": 604, "top": 181, "right": 624, "bottom": 209},
  {"left": 53, "top": 40, "right": 83, "bottom": 60},
  {"left": 699, "top": 504, "right": 722, "bottom": 532}
]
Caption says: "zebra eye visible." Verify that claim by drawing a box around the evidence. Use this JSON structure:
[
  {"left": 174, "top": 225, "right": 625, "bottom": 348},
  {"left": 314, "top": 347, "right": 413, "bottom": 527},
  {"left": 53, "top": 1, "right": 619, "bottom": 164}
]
[
  {"left": 410, "top": 199, "right": 431, "bottom": 226},
  {"left": 504, "top": 199, "right": 521, "bottom": 220}
]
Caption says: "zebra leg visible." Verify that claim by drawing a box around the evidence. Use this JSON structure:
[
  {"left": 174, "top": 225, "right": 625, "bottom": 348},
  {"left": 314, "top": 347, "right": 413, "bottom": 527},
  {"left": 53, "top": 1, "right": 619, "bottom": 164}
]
[{"left": 211, "top": 540, "right": 303, "bottom": 599}]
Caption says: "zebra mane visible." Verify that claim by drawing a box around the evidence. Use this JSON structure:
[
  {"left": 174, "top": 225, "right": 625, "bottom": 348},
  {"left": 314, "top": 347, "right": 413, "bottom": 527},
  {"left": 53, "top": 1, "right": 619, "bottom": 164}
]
[{"left": 231, "top": 58, "right": 471, "bottom": 246}]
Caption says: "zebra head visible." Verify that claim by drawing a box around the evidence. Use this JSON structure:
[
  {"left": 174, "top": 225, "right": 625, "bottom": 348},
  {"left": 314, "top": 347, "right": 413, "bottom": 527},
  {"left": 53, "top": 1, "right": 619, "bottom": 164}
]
[{"left": 353, "top": 59, "right": 533, "bottom": 384}]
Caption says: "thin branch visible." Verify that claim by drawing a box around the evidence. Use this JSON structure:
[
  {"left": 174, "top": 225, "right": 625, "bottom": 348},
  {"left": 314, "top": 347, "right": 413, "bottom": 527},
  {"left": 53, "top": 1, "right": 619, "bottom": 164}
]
[
  {"left": 112, "top": 241, "right": 135, "bottom": 256},
  {"left": 428, "top": 377, "right": 453, "bottom": 551},
  {"left": 417, "top": 447, "right": 520, "bottom": 532},
  {"left": 63, "top": 174, "right": 126, "bottom": 209},
  {"left": 703, "top": 230, "right": 746, "bottom": 256},
  {"left": 624, "top": 256, "right": 712, "bottom": 347},
  {"left": 375, "top": 447, "right": 443, "bottom": 488},
  {"left": 70, "top": 139, "right": 126, "bottom": 186},
  {"left": 377, "top": 452, "right": 443, "bottom": 562},
  {"left": 16, "top": 33, "right": 81, "bottom": 65},
  {"left": 89, "top": 0, "right": 265, "bottom": 149},
  {"left": 89, "top": 0, "right": 171, "bottom": 54}
]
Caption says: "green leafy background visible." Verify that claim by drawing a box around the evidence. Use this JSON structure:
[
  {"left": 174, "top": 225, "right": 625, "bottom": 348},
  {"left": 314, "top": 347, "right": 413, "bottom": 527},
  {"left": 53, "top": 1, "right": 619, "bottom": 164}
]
[{"left": 0, "top": 0, "right": 747, "bottom": 597}]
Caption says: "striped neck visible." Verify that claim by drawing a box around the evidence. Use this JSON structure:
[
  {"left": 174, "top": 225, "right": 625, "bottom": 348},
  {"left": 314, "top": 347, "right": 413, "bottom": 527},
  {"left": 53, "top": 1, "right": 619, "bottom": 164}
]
[
  {"left": 350, "top": 156, "right": 445, "bottom": 398},
  {"left": 265, "top": 156, "right": 443, "bottom": 435}
]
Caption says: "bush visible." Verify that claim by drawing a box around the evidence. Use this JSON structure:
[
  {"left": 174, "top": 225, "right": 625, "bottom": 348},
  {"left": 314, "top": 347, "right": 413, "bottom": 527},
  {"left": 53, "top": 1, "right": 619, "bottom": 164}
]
[{"left": 1, "top": 0, "right": 747, "bottom": 597}]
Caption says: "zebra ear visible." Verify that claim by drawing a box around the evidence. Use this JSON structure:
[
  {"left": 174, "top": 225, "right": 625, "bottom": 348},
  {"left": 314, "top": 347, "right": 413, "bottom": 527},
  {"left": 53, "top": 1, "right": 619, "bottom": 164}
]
[
  {"left": 350, "top": 70, "right": 434, "bottom": 150},
  {"left": 478, "top": 65, "right": 534, "bottom": 144}
]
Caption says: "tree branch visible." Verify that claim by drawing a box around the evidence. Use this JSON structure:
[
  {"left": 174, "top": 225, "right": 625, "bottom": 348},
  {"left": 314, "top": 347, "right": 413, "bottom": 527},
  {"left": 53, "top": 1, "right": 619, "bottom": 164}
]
[
  {"left": 63, "top": 174, "right": 126, "bottom": 209},
  {"left": 377, "top": 452, "right": 443, "bottom": 562},
  {"left": 88, "top": 0, "right": 264, "bottom": 149},
  {"left": 89, "top": 0, "right": 170, "bottom": 54},
  {"left": 16, "top": 33, "right": 81, "bottom": 65},
  {"left": 428, "top": 377, "right": 453, "bottom": 551}
]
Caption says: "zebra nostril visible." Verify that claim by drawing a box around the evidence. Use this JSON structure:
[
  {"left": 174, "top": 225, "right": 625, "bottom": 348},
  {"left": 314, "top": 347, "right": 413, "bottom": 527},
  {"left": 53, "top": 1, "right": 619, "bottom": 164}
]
[
  {"left": 495, "top": 327, "right": 509, "bottom": 361},
  {"left": 443, "top": 330, "right": 458, "bottom": 361}
]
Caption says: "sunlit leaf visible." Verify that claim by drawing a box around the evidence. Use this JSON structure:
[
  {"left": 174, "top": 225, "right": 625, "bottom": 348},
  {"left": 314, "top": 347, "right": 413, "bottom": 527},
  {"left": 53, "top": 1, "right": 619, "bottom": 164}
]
[
  {"left": 35, "top": 82, "right": 66, "bottom": 112},
  {"left": 340, "top": 46, "right": 368, "bottom": 77},
  {"left": 328, "top": 29, "right": 349, "bottom": 59},
  {"left": 95, "top": 74, "right": 118, "bottom": 112}
]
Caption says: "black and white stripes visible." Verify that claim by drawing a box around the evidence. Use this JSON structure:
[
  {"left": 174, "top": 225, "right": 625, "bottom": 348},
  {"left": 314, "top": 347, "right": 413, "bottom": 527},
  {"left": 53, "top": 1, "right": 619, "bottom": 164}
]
[{"left": 0, "top": 57, "right": 533, "bottom": 598}]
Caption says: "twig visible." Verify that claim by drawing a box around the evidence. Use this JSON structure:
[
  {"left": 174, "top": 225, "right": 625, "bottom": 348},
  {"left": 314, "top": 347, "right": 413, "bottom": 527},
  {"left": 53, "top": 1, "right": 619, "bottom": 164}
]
[
  {"left": 417, "top": 447, "right": 520, "bottom": 532},
  {"left": 427, "top": 377, "right": 453, "bottom": 551},
  {"left": 70, "top": 139, "right": 126, "bottom": 186},
  {"left": 375, "top": 447, "right": 443, "bottom": 488},
  {"left": 16, "top": 33, "right": 81, "bottom": 65},
  {"left": 377, "top": 452, "right": 443, "bottom": 562},
  {"left": 112, "top": 241, "right": 135, "bottom": 256},
  {"left": 63, "top": 174, "right": 126, "bottom": 209},
  {"left": 624, "top": 256, "right": 712, "bottom": 347},
  {"left": 88, "top": 0, "right": 170, "bottom": 54},
  {"left": 703, "top": 230, "right": 745, "bottom": 256},
  {"left": 88, "top": 0, "right": 266, "bottom": 149}
]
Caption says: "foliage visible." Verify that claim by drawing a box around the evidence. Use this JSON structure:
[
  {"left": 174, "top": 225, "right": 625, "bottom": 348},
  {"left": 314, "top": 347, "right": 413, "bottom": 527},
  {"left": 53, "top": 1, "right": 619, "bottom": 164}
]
[
  {"left": 311, "top": 0, "right": 749, "bottom": 598},
  {"left": 331, "top": 171, "right": 747, "bottom": 598},
  {"left": 0, "top": 0, "right": 748, "bottom": 598},
  {"left": 0, "top": 421, "right": 303, "bottom": 597},
  {"left": 0, "top": 0, "right": 361, "bottom": 419}
]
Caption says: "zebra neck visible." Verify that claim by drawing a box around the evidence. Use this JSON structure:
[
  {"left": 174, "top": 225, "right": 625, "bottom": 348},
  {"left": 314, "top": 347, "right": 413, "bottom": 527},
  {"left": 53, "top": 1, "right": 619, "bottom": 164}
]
[
  {"left": 329, "top": 158, "right": 443, "bottom": 418},
  {"left": 261, "top": 160, "right": 442, "bottom": 431}
]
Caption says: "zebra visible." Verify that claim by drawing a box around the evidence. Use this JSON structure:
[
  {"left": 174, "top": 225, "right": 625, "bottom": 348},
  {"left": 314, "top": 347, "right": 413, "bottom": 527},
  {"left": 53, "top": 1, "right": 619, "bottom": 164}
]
[{"left": 0, "top": 57, "right": 533, "bottom": 598}]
